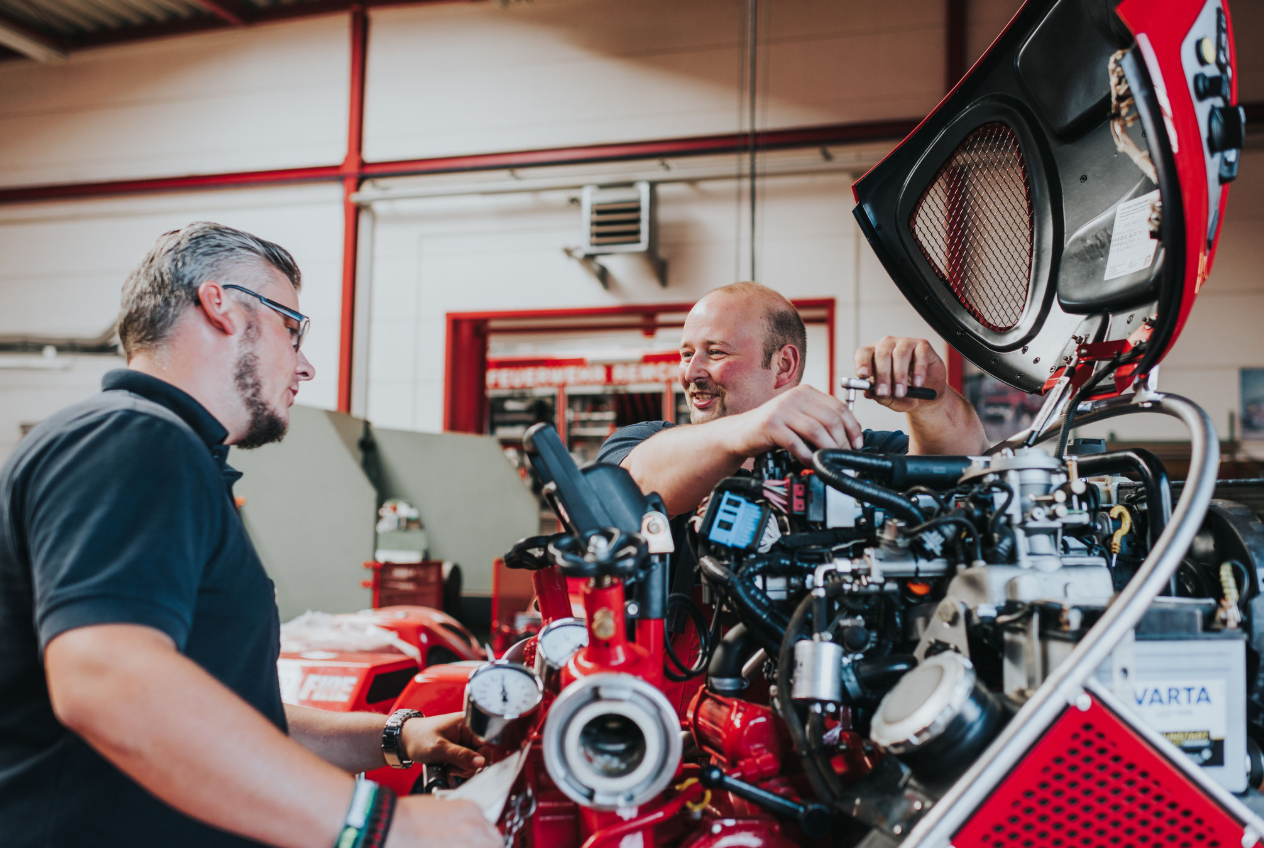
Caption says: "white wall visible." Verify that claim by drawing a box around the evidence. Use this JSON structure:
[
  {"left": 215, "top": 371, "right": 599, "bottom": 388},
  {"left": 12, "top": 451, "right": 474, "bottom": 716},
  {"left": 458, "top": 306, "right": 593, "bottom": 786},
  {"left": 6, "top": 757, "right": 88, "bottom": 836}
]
[
  {"left": 363, "top": 0, "right": 949, "bottom": 162},
  {"left": 362, "top": 164, "right": 937, "bottom": 437},
  {"left": 0, "top": 0, "right": 1261, "bottom": 464},
  {"left": 0, "top": 183, "right": 345, "bottom": 459},
  {"left": 0, "top": 16, "right": 349, "bottom": 187}
]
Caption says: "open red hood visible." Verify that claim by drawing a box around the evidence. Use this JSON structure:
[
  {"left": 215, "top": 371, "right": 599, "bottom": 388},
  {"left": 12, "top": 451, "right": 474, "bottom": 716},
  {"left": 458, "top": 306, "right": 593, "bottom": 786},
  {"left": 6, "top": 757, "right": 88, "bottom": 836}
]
[{"left": 853, "top": 0, "right": 1242, "bottom": 396}]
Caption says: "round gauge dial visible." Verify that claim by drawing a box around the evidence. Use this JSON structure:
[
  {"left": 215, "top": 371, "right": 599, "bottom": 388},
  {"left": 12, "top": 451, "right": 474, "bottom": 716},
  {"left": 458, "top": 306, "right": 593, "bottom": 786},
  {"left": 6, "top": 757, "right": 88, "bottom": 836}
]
[
  {"left": 537, "top": 618, "right": 589, "bottom": 669},
  {"left": 467, "top": 662, "right": 543, "bottom": 719}
]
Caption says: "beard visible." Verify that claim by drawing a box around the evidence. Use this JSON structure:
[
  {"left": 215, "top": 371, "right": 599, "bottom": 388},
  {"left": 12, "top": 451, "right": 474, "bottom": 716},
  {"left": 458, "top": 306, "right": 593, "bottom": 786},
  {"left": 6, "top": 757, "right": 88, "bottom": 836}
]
[
  {"left": 233, "top": 323, "right": 289, "bottom": 449},
  {"left": 687, "top": 382, "right": 728, "bottom": 424}
]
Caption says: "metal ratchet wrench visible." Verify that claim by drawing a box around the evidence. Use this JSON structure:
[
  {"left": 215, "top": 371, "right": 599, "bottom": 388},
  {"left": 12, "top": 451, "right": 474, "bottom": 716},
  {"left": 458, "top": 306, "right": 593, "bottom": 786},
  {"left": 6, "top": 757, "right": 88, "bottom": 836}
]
[{"left": 840, "top": 377, "right": 938, "bottom": 410}]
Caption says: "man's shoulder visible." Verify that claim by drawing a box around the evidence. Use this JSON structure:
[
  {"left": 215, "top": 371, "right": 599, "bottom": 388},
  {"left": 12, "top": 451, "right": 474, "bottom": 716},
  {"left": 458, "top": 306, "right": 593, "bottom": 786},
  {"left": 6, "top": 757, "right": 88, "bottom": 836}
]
[
  {"left": 3, "top": 391, "right": 205, "bottom": 486},
  {"left": 596, "top": 420, "right": 676, "bottom": 466}
]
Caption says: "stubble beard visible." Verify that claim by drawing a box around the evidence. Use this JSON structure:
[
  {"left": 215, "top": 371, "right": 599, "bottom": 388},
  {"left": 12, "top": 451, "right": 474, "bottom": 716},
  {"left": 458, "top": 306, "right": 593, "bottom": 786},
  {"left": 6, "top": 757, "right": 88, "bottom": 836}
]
[
  {"left": 233, "top": 321, "right": 289, "bottom": 449},
  {"left": 688, "top": 386, "right": 728, "bottom": 424}
]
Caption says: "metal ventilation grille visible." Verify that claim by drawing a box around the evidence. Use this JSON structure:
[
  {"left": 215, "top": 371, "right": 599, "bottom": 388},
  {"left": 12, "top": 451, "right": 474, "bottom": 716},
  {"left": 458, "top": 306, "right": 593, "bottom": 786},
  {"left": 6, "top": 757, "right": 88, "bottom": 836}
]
[
  {"left": 954, "top": 697, "right": 1254, "bottom": 848},
  {"left": 586, "top": 188, "right": 646, "bottom": 248},
  {"left": 909, "top": 122, "right": 1034, "bottom": 332}
]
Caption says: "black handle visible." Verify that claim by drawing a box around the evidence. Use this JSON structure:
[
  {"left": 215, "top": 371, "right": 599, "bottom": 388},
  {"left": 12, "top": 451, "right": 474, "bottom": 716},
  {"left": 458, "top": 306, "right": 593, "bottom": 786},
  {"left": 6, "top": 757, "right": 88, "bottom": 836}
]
[
  {"left": 903, "top": 385, "right": 938, "bottom": 400},
  {"left": 699, "top": 765, "right": 831, "bottom": 838}
]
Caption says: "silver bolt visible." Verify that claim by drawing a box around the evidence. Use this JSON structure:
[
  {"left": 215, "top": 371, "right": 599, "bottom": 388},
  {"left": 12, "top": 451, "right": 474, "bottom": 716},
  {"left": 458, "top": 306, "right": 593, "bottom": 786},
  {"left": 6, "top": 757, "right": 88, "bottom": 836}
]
[
  {"left": 1075, "top": 693, "right": 1091, "bottom": 711},
  {"left": 626, "top": 602, "right": 640, "bottom": 617}
]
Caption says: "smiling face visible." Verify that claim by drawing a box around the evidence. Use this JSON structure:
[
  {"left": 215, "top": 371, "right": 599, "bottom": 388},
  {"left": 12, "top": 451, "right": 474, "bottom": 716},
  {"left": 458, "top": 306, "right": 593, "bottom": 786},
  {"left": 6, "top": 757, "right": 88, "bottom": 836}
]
[
  {"left": 227, "top": 264, "right": 315, "bottom": 448},
  {"left": 678, "top": 289, "right": 788, "bottom": 424}
]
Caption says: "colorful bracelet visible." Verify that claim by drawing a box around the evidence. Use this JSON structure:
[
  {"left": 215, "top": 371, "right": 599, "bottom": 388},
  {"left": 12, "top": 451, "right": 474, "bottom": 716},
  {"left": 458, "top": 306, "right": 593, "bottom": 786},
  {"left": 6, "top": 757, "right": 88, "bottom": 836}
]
[{"left": 334, "top": 776, "right": 398, "bottom": 848}]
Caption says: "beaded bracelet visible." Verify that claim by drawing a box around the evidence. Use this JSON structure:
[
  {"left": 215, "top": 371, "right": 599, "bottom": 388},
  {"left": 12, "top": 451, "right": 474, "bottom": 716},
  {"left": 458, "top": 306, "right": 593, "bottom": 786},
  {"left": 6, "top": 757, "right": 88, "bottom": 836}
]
[{"left": 335, "top": 776, "right": 398, "bottom": 848}]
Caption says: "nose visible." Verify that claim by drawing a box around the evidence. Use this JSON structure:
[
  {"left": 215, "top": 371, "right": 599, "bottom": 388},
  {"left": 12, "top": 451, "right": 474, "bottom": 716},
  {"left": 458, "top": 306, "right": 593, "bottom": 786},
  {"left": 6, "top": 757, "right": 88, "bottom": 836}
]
[
  {"left": 296, "top": 349, "right": 316, "bottom": 382},
  {"left": 682, "top": 353, "right": 709, "bottom": 387}
]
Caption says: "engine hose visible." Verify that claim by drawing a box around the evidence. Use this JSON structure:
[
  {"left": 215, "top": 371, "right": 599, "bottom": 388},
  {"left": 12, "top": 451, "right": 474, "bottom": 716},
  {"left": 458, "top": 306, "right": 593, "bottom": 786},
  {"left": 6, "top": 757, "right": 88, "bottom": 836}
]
[
  {"left": 840, "top": 655, "right": 918, "bottom": 706},
  {"left": 697, "top": 556, "right": 789, "bottom": 647},
  {"left": 1076, "top": 449, "right": 1171, "bottom": 546},
  {"left": 905, "top": 514, "right": 983, "bottom": 563},
  {"left": 985, "top": 527, "right": 1016, "bottom": 564},
  {"left": 811, "top": 453, "right": 925, "bottom": 525},
  {"left": 778, "top": 588, "right": 849, "bottom": 806},
  {"left": 707, "top": 623, "right": 760, "bottom": 688},
  {"left": 663, "top": 593, "right": 715, "bottom": 682},
  {"left": 812, "top": 449, "right": 895, "bottom": 475}
]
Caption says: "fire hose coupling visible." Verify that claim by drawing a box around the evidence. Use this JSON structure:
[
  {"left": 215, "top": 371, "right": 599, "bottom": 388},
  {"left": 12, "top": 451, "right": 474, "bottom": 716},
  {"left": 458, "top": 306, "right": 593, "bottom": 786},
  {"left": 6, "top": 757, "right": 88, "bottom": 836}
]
[{"left": 542, "top": 673, "right": 683, "bottom": 810}]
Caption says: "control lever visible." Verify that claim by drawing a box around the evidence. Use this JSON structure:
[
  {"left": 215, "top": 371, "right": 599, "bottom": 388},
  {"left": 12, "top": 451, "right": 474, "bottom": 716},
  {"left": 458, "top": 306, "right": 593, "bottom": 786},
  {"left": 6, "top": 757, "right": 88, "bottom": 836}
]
[
  {"left": 839, "top": 378, "right": 937, "bottom": 411},
  {"left": 698, "top": 765, "right": 831, "bottom": 838}
]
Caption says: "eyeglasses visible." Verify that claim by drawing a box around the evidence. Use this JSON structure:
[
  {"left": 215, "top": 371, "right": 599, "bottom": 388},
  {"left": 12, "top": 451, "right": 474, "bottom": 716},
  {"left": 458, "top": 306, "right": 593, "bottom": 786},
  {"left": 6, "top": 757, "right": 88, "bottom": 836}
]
[{"left": 223, "top": 284, "right": 310, "bottom": 351}]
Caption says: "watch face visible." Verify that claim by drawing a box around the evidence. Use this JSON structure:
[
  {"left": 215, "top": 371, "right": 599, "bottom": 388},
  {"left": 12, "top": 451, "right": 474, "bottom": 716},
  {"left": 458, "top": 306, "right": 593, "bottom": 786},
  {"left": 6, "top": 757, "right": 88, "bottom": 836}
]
[
  {"left": 468, "top": 664, "right": 543, "bottom": 718},
  {"left": 537, "top": 619, "right": 588, "bottom": 668}
]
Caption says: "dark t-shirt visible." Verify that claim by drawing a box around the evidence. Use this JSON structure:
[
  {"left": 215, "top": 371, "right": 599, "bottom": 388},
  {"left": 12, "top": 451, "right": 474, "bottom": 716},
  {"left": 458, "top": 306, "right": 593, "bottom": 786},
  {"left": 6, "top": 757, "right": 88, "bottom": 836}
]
[
  {"left": 596, "top": 420, "right": 909, "bottom": 468},
  {"left": 0, "top": 370, "right": 285, "bottom": 848},
  {"left": 595, "top": 420, "right": 909, "bottom": 608}
]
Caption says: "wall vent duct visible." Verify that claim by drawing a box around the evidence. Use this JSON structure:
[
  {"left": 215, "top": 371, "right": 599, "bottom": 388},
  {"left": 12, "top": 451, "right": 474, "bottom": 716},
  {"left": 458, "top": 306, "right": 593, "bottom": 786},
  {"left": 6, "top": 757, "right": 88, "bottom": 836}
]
[{"left": 568, "top": 181, "right": 666, "bottom": 288}]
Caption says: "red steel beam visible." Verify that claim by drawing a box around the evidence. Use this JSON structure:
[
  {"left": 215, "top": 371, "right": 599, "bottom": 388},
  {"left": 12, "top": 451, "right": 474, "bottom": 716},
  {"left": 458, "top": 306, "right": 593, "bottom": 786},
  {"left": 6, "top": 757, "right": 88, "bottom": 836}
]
[
  {"left": 336, "top": 4, "right": 368, "bottom": 413},
  {"left": 361, "top": 120, "right": 921, "bottom": 179},
  {"left": 0, "top": 121, "right": 921, "bottom": 206},
  {"left": 0, "top": 165, "right": 342, "bottom": 204},
  {"left": 186, "top": 0, "right": 248, "bottom": 27}
]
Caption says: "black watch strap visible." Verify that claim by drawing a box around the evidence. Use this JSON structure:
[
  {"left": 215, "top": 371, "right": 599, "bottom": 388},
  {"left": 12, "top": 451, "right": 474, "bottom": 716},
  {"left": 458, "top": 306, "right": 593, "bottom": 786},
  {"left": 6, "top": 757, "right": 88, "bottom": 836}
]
[{"left": 382, "top": 709, "right": 423, "bottom": 769}]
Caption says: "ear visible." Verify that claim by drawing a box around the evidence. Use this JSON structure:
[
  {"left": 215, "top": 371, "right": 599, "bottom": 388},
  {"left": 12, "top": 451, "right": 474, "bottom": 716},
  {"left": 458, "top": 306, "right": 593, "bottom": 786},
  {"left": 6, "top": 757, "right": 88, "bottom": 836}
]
[
  {"left": 772, "top": 343, "right": 801, "bottom": 390},
  {"left": 195, "top": 281, "right": 242, "bottom": 338}
]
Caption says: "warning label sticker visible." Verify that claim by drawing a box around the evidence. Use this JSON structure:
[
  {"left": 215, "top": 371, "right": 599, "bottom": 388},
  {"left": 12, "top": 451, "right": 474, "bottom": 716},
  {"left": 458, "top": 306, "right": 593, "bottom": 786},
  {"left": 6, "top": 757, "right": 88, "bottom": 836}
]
[{"left": 1104, "top": 190, "right": 1161, "bottom": 281}]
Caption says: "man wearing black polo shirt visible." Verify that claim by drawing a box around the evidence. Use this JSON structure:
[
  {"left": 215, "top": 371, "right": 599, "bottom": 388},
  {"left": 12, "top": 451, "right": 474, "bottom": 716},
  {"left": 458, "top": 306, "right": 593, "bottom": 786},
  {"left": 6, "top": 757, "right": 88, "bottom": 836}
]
[
  {"left": 0, "top": 223, "right": 498, "bottom": 848},
  {"left": 597, "top": 282, "right": 990, "bottom": 516}
]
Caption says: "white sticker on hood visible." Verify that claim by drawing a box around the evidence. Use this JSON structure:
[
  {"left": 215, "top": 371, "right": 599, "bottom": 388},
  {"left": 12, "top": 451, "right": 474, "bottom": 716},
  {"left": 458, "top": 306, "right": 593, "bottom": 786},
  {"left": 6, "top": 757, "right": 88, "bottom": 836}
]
[{"left": 1104, "top": 190, "right": 1161, "bottom": 281}]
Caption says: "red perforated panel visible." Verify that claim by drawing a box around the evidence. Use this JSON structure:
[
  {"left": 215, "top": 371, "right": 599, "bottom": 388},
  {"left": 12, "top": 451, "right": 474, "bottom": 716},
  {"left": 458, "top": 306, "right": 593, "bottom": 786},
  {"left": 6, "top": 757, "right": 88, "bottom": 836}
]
[{"left": 954, "top": 695, "right": 1259, "bottom": 848}]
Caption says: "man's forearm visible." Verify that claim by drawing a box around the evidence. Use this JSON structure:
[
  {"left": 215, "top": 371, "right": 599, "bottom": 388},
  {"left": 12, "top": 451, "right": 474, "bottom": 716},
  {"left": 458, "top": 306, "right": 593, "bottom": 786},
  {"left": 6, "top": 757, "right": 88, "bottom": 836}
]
[
  {"left": 906, "top": 389, "right": 991, "bottom": 456},
  {"left": 621, "top": 418, "right": 745, "bottom": 517},
  {"left": 46, "top": 625, "right": 351, "bottom": 848},
  {"left": 286, "top": 705, "right": 388, "bottom": 773}
]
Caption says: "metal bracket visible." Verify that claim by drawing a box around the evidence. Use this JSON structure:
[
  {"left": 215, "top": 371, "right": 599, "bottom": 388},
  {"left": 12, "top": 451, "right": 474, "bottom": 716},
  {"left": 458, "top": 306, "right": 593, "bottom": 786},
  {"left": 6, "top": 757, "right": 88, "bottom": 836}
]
[{"left": 563, "top": 248, "right": 610, "bottom": 289}]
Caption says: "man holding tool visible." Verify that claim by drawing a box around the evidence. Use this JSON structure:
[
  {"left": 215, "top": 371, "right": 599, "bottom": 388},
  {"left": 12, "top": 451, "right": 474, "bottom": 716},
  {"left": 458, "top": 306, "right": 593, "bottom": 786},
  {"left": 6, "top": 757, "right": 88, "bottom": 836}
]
[{"left": 597, "top": 282, "right": 990, "bottom": 517}]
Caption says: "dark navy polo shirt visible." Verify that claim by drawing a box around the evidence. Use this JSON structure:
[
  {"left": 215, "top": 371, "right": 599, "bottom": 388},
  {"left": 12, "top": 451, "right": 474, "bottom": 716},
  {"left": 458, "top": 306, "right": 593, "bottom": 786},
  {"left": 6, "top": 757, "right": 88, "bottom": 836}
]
[
  {"left": 595, "top": 420, "right": 909, "bottom": 469},
  {"left": 596, "top": 420, "right": 909, "bottom": 618},
  {"left": 0, "top": 369, "right": 284, "bottom": 848}
]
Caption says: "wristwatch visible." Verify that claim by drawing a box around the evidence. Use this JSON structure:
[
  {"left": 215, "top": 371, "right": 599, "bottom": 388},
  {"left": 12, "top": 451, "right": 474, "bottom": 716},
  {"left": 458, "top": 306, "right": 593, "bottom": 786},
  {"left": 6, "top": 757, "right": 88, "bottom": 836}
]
[{"left": 381, "top": 709, "right": 424, "bottom": 769}]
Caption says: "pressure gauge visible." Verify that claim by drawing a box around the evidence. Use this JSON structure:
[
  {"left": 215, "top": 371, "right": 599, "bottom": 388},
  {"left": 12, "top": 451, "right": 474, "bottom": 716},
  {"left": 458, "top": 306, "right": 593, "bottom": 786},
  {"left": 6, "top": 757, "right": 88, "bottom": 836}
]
[
  {"left": 463, "top": 661, "right": 544, "bottom": 744},
  {"left": 534, "top": 617, "right": 589, "bottom": 683}
]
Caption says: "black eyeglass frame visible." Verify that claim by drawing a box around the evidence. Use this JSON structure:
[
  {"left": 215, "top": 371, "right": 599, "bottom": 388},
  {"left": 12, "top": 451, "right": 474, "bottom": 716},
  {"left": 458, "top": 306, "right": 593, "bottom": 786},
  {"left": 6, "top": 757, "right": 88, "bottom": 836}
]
[{"left": 222, "top": 284, "right": 310, "bottom": 351}]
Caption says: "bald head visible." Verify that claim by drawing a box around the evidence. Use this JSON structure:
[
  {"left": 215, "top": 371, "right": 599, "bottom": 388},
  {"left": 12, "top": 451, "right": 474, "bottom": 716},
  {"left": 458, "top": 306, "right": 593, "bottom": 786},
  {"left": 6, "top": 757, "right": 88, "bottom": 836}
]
[
  {"left": 697, "top": 282, "right": 807, "bottom": 382},
  {"left": 679, "top": 282, "right": 808, "bottom": 423}
]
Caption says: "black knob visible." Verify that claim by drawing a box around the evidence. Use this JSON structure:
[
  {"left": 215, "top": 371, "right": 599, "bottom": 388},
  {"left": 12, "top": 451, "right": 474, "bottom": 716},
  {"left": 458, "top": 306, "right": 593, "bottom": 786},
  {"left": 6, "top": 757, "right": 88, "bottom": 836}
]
[
  {"left": 1208, "top": 105, "right": 1246, "bottom": 153},
  {"left": 1194, "top": 72, "right": 1230, "bottom": 101},
  {"left": 549, "top": 527, "right": 647, "bottom": 578}
]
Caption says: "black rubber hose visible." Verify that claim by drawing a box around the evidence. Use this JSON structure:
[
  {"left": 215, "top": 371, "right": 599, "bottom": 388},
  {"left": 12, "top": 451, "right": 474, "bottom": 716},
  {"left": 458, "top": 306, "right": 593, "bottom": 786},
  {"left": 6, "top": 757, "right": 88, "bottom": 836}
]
[
  {"left": 664, "top": 593, "right": 714, "bottom": 682},
  {"left": 1076, "top": 449, "right": 1171, "bottom": 546},
  {"left": 985, "top": 527, "right": 1016, "bottom": 564},
  {"left": 697, "top": 556, "right": 789, "bottom": 645},
  {"left": 905, "top": 514, "right": 983, "bottom": 563},
  {"left": 840, "top": 655, "right": 917, "bottom": 706},
  {"left": 812, "top": 449, "right": 896, "bottom": 475},
  {"left": 707, "top": 622, "right": 760, "bottom": 685},
  {"left": 811, "top": 453, "right": 925, "bottom": 525}
]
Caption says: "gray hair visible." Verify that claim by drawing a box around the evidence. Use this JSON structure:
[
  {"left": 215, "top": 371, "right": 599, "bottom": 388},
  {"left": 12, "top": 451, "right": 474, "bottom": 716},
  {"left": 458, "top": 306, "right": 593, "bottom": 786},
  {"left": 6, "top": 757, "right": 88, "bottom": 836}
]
[{"left": 118, "top": 222, "right": 301, "bottom": 359}]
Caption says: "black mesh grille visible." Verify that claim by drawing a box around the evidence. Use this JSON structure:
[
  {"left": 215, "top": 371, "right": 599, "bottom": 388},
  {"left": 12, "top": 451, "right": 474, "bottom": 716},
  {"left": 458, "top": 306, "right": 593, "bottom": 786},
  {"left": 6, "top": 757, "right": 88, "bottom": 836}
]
[{"left": 909, "top": 122, "right": 1034, "bottom": 332}]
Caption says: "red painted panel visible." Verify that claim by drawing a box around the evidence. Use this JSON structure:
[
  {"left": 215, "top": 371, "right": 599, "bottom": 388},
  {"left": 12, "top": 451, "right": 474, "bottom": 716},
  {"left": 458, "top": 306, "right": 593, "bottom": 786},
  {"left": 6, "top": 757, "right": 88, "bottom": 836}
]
[{"left": 953, "top": 695, "right": 1257, "bottom": 848}]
